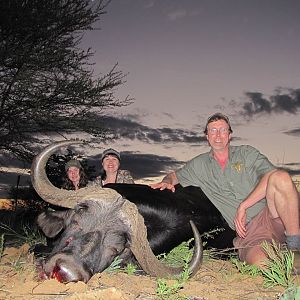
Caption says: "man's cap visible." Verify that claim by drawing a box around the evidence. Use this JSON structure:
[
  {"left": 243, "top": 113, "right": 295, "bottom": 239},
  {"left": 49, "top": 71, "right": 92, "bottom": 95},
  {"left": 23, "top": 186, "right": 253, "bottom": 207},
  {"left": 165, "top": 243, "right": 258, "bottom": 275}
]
[
  {"left": 101, "top": 148, "right": 121, "bottom": 161},
  {"left": 65, "top": 159, "right": 82, "bottom": 171},
  {"left": 204, "top": 112, "right": 232, "bottom": 134}
]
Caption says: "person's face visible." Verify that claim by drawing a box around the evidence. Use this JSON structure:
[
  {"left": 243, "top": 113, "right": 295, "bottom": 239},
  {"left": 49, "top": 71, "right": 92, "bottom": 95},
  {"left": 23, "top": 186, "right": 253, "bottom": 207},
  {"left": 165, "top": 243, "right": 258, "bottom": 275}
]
[
  {"left": 206, "top": 119, "right": 231, "bottom": 151},
  {"left": 67, "top": 167, "right": 80, "bottom": 183},
  {"left": 102, "top": 155, "right": 120, "bottom": 174}
]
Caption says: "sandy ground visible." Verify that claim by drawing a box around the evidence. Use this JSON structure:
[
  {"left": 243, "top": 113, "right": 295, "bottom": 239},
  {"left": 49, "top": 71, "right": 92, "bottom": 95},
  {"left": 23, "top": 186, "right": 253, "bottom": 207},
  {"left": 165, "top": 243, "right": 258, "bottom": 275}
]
[{"left": 1, "top": 243, "right": 297, "bottom": 300}]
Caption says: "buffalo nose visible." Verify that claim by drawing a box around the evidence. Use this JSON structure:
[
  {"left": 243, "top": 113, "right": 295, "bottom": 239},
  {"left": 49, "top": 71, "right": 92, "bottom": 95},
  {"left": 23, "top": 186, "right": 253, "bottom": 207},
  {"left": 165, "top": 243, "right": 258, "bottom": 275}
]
[
  {"left": 42, "top": 253, "right": 92, "bottom": 283},
  {"left": 51, "top": 264, "right": 80, "bottom": 283}
]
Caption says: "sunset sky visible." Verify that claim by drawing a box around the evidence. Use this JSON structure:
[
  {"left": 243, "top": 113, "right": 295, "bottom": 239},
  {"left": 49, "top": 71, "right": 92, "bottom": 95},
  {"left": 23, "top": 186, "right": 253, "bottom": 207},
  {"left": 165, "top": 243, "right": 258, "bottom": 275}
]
[
  {"left": 80, "top": 0, "right": 300, "bottom": 182},
  {"left": 1, "top": 0, "right": 300, "bottom": 191}
]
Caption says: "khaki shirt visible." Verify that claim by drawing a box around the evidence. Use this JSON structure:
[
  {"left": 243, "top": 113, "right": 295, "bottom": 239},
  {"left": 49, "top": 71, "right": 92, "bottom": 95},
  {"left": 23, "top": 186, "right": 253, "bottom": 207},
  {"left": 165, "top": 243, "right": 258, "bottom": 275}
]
[
  {"left": 115, "top": 170, "right": 135, "bottom": 184},
  {"left": 92, "top": 169, "right": 134, "bottom": 186},
  {"left": 176, "top": 145, "right": 275, "bottom": 230}
]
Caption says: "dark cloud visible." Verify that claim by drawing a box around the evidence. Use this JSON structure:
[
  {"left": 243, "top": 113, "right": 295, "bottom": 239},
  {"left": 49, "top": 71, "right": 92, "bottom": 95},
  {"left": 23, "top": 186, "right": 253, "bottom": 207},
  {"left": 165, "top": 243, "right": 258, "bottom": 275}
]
[
  {"left": 86, "top": 115, "right": 208, "bottom": 180},
  {"left": 88, "top": 152, "right": 184, "bottom": 180},
  {"left": 242, "top": 92, "right": 272, "bottom": 116},
  {"left": 1, "top": 114, "right": 206, "bottom": 185},
  {"left": 284, "top": 162, "right": 300, "bottom": 167},
  {"left": 282, "top": 167, "right": 300, "bottom": 176},
  {"left": 288, "top": 169, "right": 300, "bottom": 176},
  {"left": 101, "top": 115, "right": 206, "bottom": 144},
  {"left": 0, "top": 152, "right": 31, "bottom": 169},
  {"left": 121, "top": 152, "right": 184, "bottom": 180},
  {"left": 240, "top": 88, "right": 300, "bottom": 117},
  {"left": 283, "top": 128, "right": 300, "bottom": 137},
  {"left": 277, "top": 162, "right": 300, "bottom": 177},
  {"left": 272, "top": 89, "right": 300, "bottom": 113}
]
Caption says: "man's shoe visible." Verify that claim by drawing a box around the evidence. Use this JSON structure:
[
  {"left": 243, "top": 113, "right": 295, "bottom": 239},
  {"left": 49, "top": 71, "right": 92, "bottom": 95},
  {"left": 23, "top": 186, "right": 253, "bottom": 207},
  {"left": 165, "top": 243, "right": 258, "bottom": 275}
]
[{"left": 291, "top": 249, "right": 300, "bottom": 275}]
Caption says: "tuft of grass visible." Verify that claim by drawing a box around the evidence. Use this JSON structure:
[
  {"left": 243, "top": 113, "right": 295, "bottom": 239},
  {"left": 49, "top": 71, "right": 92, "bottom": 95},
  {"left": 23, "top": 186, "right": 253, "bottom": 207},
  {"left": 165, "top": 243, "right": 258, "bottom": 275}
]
[
  {"left": 105, "top": 238, "right": 194, "bottom": 278},
  {"left": 158, "top": 227, "right": 228, "bottom": 267},
  {"left": 204, "top": 246, "right": 237, "bottom": 261},
  {"left": 232, "top": 240, "right": 295, "bottom": 288},
  {"left": 230, "top": 257, "right": 261, "bottom": 276},
  {"left": 156, "top": 257, "right": 191, "bottom": 300},
  {"left": 104, "top": 256, "right": 122, "bottom": 273},
  {"left": 155, "top": 227, "right": 234, "bottom": 299},
  {"left": 2, "top": 248, "right": 34, "bottom": 274},
  {"left": 156, "top": 243, "right": 193, "bottom": 300},
  {"left": 156, "top": 278, "right": 189, "bottom": 300},
  {"left": 201, "top": 228, "right": 238, "bottom": 261},
  {"left": 280, "top": 286, "right": 300, "bottom": 300},
  {"left": 157, "top": 239, "right": 193, "bottom": 267},
  {"left": 260, "top": 240, "right": 294, "bottom": 288},
  {"left": 105, "top": 258, "right": 138, "bottom": 275},
  {"left": 124, "top": 262, "right": 137, "bottom": 275},
  {"left": 9, "top": 254, "right": 27, "bottom": 272},
  {"left": 0, "top": 223, "right": 46, "bottom": 247},
  {"left": 201, "top": 227, "right": 225, "bottom": 240}
]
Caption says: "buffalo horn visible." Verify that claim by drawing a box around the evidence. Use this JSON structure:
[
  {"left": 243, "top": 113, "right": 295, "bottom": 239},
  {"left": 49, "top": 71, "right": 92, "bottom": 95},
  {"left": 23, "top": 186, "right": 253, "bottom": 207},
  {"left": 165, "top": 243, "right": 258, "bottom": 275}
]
[
  {"left": 122, "top": 200, "right": 203, "bottom": 278},
  {"left": 31, "top": 140, "right": 119, "bottom": 208}
]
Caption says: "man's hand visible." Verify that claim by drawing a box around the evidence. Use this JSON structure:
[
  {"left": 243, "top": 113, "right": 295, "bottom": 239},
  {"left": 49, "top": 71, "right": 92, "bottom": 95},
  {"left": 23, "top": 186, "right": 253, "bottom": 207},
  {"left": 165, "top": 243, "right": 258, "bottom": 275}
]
[
  {"left": 234, "top": 205, "right": 247, "bottom": 238},
  {"left": 149, "top": 172, "right": 178, "bottom": 192},
  {"left": 149, "top": 182, "right": 176, "bottom": 192}
]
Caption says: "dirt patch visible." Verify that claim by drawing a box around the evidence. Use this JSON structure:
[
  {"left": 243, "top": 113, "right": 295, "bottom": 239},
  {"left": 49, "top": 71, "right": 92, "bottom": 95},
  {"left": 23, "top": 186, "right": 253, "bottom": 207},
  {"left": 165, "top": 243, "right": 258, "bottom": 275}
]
[{"left": 1, "top": 244, "right": 298, "bottom": 300}]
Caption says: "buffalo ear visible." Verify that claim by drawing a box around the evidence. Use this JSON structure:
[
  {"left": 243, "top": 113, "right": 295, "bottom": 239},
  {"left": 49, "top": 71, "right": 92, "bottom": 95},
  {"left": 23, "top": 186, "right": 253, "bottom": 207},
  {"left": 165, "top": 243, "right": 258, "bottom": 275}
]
[
  {"left": 37, "top": 210, "right": 67, "bottom": 238},
  {"left": 118, "top": 232, "right": 133, "bottom": 264},
  {"left": 111, "top": 195, "right": 126, "bottom": 211}
]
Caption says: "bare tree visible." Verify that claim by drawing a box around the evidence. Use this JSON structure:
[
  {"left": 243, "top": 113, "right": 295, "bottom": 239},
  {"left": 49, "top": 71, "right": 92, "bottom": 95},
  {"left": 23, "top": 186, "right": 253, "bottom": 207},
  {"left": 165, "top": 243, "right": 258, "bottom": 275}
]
[{"left": 0, "top": 0, "right": 132, "bottom": 161}]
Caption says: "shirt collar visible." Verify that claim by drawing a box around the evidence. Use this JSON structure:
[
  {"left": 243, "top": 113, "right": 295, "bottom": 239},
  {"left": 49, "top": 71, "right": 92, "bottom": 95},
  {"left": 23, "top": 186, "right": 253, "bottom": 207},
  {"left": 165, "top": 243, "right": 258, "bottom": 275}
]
[{"left": 208, "top": 145, "right": 233, "bottom": 160}]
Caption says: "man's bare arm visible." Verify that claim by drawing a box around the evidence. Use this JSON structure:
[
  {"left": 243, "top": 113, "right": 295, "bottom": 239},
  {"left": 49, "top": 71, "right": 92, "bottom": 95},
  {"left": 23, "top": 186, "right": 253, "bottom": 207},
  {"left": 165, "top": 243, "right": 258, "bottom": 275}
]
[{"left": 234, "top": 169, "right": 277, "bottom": 238}]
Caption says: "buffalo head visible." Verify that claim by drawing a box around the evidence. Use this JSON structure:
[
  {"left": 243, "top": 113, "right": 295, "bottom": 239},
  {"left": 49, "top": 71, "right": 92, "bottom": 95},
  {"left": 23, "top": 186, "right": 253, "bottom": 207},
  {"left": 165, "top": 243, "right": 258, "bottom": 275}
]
[{"left": 31, "top": 140, "right": 203, "bottom": 282}]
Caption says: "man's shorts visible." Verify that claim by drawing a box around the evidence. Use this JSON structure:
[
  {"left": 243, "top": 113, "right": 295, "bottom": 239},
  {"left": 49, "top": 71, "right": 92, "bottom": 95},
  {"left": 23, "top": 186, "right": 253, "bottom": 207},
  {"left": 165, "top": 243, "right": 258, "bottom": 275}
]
[{"left": 233, "top": 206, "right": 285, "bottom": 262}]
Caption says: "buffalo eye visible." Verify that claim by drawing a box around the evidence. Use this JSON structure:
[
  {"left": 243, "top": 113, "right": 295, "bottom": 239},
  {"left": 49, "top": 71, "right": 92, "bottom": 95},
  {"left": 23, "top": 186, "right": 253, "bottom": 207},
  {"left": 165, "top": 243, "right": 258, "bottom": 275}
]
[
  {"left": 111, "top": 246, "right": 123, "bottom": 256},
  {"left": 75, "top": 203, "right": 89, "bottom": 213}
]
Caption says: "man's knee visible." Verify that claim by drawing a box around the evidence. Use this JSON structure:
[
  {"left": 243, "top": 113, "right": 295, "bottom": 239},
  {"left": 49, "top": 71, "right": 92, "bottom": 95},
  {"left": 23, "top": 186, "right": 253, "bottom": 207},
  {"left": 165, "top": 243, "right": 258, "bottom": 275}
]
[{"left": 268, "top": 169, "right": 294, "bottom": 191}]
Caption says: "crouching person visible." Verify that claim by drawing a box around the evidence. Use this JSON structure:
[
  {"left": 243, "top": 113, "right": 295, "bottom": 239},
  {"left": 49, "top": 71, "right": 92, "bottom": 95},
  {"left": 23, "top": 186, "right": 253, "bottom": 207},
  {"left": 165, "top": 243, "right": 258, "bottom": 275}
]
[{"left": 151, "top": 112, "right": 300, "bottom": 273}]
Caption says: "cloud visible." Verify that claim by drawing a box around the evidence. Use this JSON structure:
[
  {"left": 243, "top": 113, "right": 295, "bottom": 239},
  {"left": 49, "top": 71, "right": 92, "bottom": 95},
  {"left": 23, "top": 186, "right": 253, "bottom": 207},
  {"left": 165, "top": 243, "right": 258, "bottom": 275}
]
[
  {"left": 144, "top": 0, "right": 155, "bottom": 9},
  {"left": 280, "top": 162, "right": 300, "bottom": 176},
  {"left": 101, "top": 115, "right": 206, "bottom": 145},
  {"left": 89, "top": 151, "right": 184, "bottom": 181},
  {"left": 283, "top": 128, "right": 300, "bottom": 137},
  {"left": 272, "top": 90, "right": 300, "bottom": 113},
  {"left": 167, "top": 9, "right": 187, "bottom": 21},
  {"left": 242, "top": 92, "right": 272, "bottom": 116},
  {"left": 240, "top": 88, "right": 300, "bottom": 118},
  {"left": 166, "top": 8, "right": 200, "bottom": 21},
  {"left": 85, "top": 114, "right": 208, "bottom": 179},
  {"left": 288, "top": 169, "right": 300, "bottom": 176},
  {"left": 0, "top": 113, "right": 206, "bottom": 186},
  {"left": 121, "top": 152, "right": 184, "bottom": 180}
]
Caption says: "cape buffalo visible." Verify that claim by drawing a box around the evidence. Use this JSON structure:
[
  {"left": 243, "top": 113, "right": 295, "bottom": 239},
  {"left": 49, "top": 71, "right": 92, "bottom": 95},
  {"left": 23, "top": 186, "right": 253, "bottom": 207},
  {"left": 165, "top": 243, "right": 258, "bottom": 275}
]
[{"left": 31, "top": 140, "right": 235, "bottom": 283}]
